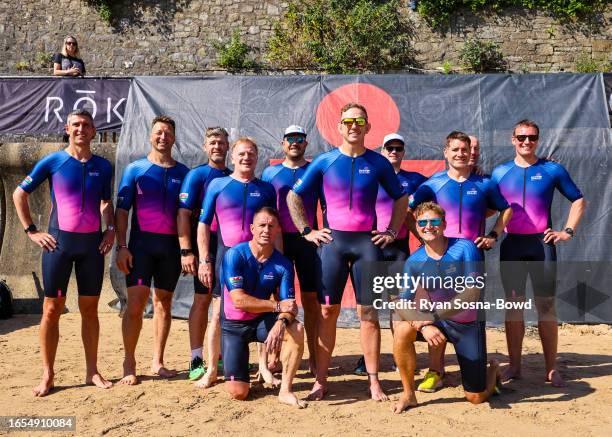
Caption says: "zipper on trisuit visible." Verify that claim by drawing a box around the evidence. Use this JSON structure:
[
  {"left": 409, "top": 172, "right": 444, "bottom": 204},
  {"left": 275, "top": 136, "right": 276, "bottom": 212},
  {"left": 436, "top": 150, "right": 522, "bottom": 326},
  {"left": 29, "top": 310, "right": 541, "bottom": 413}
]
[
  {"left": 458, "top": 182, "right": 463, "bottom": 234},
  {"left": 162, "top": 168, "right": 168, "bottom": 213},
  {"left": 80, "top": 162, "right": 86, "bottom": 212},
  {"left": 242, "top": 182, "right": 248, "bottom": 230},
  {"left": 522, "top": 167, "right": 527, "bottom": 210},
  {"left": 349, "top": 158, "right": 355, "bottom": 209}
]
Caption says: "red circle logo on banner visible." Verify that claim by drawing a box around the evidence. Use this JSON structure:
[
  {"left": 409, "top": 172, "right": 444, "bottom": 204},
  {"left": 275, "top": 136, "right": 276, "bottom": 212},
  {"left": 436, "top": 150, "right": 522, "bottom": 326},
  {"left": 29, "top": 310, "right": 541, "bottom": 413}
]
[{"left": 315, "top": 83, "right": 400, "bottom": 149}]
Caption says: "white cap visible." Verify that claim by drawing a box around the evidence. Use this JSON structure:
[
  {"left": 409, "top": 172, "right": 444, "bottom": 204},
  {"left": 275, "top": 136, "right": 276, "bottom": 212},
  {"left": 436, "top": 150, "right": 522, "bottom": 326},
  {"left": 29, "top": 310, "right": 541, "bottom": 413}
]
[
  {"left": 382, "top": 133, "right": 405, "bottom": 147},
  {"left": 284, "top": 125, "right": 306, "bottom": 137}
]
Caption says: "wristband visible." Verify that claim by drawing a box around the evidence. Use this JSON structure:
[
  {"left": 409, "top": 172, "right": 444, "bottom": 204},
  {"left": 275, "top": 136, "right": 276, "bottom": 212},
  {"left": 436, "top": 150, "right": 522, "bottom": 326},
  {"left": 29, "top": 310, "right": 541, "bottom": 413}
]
[
  {"left": 385, "top": 228, "right": 398, "bottom": 240},
  {"left": 274, "top": 302, "right": 281, "bottom": 313},
  {"left": 116, "top": 244, "right": 128, "bottom": 251}
]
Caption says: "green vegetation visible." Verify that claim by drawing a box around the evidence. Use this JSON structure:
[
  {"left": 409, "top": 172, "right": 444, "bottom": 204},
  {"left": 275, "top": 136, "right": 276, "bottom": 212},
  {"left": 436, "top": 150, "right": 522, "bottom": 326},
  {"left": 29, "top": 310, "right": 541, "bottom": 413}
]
[
  {"left": 15, "top": 61, "right": 31, "bottom": 71},
  {"left": 34, "top": 51, "right": 53, "bottom": 66},
  {"left": 266, "top": 0, "right": 415, "bottom": 73},
  {"left": 417, "top": 0, "right": 607, "bottom": 28},
  {"left": 213, "top": 30, "right": 257, "bottom": 72},
  {"left": 574, "top": 53, "right": 612, "bottom": 73},
  {"left": 459, "top": 39, "right": 506, "bottom": 73},
  {"left": 85, "top": 0, "right": 113, "bottom": 25}
]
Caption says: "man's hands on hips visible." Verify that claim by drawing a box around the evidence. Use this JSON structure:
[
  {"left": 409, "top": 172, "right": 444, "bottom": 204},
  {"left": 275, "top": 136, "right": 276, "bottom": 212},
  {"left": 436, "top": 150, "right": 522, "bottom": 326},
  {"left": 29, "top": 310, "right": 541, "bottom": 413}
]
[{"left": 28, "top": 231, "right": 57, "bottom": 251}]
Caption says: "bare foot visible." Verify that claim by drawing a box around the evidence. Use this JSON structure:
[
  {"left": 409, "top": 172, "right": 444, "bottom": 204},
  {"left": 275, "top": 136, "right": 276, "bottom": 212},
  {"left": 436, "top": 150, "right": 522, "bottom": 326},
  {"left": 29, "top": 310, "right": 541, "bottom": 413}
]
[
  {"left": 256, "top": 369, "right": 281, "bottom": 388},
  {"left": 306, "top": 381, "right": 328, "bottom": 401},
  {"left": 86, "top": 373, "right": 113, "bottom": 389},
  {"left": 501, "top": 365, "right": 521, "bottom": 382},
  {"left": 152, "top": 365, "right": 177, "bottom": 378},
  {"left": 32, "top": 375, "right": 54, "bottom": 397},
  {"left": 392, "top": 393, "right": 417, "bottom": 414},
  {"left": 547, "top": 369, "right": 566, "bottom": 387},
  {"left": 119, "top": 374, "right": 139, "bottom": 385},
  {"left": 278, "top": 390, "right": 307, "bottom": 408},
  {"left": 195, "top": 371, "right": 218, "bottom": 388},
  {"left": 120, "top": 360, "right": 139, "bottom": 385},
  {"left": 369, "top": 381, "right": 389, "bottom": 402}
]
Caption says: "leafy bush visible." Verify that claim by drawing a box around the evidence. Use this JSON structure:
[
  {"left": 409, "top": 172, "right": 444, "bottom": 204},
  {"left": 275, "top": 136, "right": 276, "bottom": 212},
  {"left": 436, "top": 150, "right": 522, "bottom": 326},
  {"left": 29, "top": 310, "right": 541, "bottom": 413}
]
[
  {"left": 213, "top": 30, "right": 257, "bottom": 72},
  {"left": 417, "top": 0, "right": 607, "bottom": 28},
  {"left": 266, "top": 0, "right": 416, "bottom": 73},
  {"left": 574, "top": 53, "right": 612, "bottom": 73},
  {"left": 35, "top": 51, "right": 53, "bottom": 66},
  {"left": 15, "top": 61, "right": 31, "bottom": 71},
  {"left": 459, "top": 39, "right": 506, "bottom": 72}
]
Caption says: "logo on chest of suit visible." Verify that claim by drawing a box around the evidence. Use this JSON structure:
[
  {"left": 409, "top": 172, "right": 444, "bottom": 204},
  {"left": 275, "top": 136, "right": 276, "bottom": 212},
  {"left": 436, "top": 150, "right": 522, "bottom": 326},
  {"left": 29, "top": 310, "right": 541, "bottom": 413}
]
[
  {"left": 263, "top": 272, "right": 275, "bottom": 281},
  {"left": 401, "top": 181, "right": 409, "bottom": 187},
  {"left": 358, "top": 166, "right": 371, "bottom": 175},
  {"left": 466, "top": 188, "right": 478, "bottom": 195},
  {"left": 170, "top": 178, "right": 181, "bottom": 184},
  {"left": 531, "top": 173, "right": 543, "bottom": 181},
  {"left": 444, "top": 264, "right": 457, "bottom": 275},
  {"left": 250, "top": 191, "right": 261, "bottom": 197},
  {"left": 88, "top": 171, "right": 100, "bottom": 177}
]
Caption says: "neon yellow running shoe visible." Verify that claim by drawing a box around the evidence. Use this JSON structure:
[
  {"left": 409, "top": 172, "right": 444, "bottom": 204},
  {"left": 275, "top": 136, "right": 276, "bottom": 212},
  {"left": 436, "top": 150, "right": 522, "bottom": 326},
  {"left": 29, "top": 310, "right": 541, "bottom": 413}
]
[{"left": 417, "top": 370, "right": 443, "bottom": 393}]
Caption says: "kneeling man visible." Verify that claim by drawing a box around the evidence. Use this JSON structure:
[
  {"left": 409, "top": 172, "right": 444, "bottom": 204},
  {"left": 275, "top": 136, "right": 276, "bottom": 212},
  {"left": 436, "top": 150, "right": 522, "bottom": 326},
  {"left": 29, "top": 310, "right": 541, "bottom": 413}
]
[
  {"left": 221, "top": 206, "right": 305, "bottom": 407},
  {"left": 392, "top": 201, "right": 499, "bottom": 413}
]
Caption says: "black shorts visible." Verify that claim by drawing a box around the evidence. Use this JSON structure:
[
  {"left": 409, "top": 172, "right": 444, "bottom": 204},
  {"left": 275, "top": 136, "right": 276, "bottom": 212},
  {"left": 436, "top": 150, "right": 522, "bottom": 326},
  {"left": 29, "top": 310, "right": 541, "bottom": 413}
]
[
  {"left": 42, "top": 228, "right": 104, "bottom": 298},
  {"left": 317, "top": 230, "right": 382, "bottom": 306},
  {"left": 283, "top": 232, "right": 317, "bottom": 292},
  {"left": 500, "top": 233, "right": 557, "bottom": 298},
  {"left": 416, "top": 319, "right": 487, "bottom": 393},
  {"left": 221, "top": 313, "right": 277, "bottom": 383},
  {"left": 193, "top": 232, "right": 218, "bottom": 295},
  {"left": 126, "top": 231, "right": 181, "bottom": 292}
]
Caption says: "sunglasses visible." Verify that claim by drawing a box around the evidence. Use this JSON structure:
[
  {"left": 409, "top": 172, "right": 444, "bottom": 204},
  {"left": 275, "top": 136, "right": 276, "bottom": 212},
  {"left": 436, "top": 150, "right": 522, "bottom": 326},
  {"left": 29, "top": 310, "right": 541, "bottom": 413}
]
[
  {"left": 65, "top": 41, "right": 77, "bottom": 46},
  {"left": 417, "top": 218, "right": 443, "bottom": 227},
  {"left": 341, "top": 117, "right": 367, "bottom": 127},
  {"left": 514, "top": 134, "right": 539, "bottom": 142},
  {"left": 285, "top": 135, "right": 305, "bottom": 144},
  {"left": 384, "top": 145, "right": 404, "bottom": 153}
]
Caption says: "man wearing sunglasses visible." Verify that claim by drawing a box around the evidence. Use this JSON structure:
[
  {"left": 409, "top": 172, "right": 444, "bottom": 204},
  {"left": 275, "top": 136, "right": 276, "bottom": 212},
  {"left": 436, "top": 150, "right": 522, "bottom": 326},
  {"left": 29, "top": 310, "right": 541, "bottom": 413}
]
[
  {"left": 391, "top": 201, "right": 500, "bottom": 413},
  {"left": 354, "top": 133, "right": 427, "bottom": 376},
  {"left": 491, "top": 119, "right": 586, "bottom": 387},
  {"left": 262, "top": 125, "right": 320, "bottom": 375},
  {"left": 287, "top": 103, "right": 408, "bottom": 401},
  {"left": 408, "top": 130, "right": 512, "bottom": 392}
]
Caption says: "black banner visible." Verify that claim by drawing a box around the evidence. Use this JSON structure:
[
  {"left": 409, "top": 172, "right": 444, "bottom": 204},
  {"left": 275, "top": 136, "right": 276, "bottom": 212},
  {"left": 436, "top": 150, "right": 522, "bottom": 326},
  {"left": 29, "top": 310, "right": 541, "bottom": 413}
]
[
  {"left": 0, "top": 77, "right": 130, "bottom": 134},
  {"left": 604, "top": 73, "right": 612, "bottom": 128}
]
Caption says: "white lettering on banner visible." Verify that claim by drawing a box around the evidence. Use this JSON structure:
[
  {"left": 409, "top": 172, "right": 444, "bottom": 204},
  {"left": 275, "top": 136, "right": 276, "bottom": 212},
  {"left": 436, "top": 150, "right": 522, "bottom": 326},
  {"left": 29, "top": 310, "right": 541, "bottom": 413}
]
[
  {"left": 108, "top": 97, "right": 126, "bottom": 123},
  {"left": 45, "top": 97, "right": 63, "bottom": 123},
  {"left": 73, "top": 90, "right": 97, "bottom": 119}
]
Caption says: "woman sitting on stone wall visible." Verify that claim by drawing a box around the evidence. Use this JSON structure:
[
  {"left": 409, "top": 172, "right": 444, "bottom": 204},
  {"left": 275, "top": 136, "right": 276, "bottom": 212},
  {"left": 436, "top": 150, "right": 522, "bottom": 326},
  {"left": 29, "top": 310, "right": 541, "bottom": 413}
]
[{"left": 53, "top": 35, "right": 86, "bottom": 77}]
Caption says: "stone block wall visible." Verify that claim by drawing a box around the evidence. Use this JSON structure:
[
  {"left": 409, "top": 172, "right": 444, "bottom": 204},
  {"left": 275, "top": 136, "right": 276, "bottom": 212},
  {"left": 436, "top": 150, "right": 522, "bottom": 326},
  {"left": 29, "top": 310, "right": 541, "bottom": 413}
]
[{"left": 0, "top": 0, "right": 610, "bottom": 75}]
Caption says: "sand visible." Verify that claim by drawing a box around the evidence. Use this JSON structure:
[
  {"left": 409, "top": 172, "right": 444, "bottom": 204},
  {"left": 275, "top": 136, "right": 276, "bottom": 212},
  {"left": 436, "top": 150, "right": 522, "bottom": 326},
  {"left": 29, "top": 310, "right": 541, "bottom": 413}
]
[{"left": 0, "top": 314, "right": 611, "bottom": 436}]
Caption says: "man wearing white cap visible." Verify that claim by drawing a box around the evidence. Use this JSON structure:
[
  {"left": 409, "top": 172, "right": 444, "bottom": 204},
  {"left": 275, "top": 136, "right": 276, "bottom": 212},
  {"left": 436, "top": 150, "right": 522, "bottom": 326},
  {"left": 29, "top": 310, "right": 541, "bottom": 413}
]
[
  {"left": 262, "top": 125, "right": 320, "bottom": 374},
  {"left": 353, "top": 133, "right": 427, "bottom": 375}
]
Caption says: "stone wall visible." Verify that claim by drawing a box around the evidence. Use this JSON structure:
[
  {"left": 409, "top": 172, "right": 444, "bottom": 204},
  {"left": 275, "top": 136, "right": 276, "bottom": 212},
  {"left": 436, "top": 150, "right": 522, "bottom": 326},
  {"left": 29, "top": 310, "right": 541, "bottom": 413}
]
[{"left": 1, "top": 0, "right": 610, "bottom": 75}]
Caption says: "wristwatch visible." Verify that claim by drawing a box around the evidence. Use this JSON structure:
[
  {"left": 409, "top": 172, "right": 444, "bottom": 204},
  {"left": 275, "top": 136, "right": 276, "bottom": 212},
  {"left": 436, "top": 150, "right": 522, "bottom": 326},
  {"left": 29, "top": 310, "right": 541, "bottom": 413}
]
[
  {"left": 180, "top": 248, "right": 193, "bottom": 257},
  {"left": 24, "top": 224, "right": 37, "bottom": 234},
  {"left": 564, "top": 227, "right": 575, "bottom": 238},
  {"left": 301, "top": 226, "right": 312, "bottom": 237}
]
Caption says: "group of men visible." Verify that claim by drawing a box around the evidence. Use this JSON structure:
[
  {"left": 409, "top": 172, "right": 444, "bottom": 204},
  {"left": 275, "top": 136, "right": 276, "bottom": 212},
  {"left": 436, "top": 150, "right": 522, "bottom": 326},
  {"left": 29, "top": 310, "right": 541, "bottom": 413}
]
[{"left": 14, "top": 102, "right": 585, "bottom": 413}]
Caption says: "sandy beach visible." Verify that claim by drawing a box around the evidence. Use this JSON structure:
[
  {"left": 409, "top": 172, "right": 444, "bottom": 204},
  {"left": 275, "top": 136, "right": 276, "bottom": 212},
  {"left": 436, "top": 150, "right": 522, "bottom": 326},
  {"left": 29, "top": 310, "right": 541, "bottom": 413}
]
[{"left": 1, "top": 313, "right": 611, "bottom": 436}]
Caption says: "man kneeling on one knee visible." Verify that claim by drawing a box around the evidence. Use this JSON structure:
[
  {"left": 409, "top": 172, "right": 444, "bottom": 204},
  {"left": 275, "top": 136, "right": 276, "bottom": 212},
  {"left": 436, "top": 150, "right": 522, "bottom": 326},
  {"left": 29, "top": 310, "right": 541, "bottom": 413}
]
[
  {"left": 392, "top": 201, "right": 500, "bottom": 413},
  {"left": 221, "top": 206, "right": 306, "bottom": 407}
]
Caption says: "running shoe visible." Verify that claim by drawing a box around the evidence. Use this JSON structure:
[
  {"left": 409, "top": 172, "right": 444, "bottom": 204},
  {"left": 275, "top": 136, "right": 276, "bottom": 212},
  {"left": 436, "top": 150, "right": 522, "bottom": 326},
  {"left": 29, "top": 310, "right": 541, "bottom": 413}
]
[
  {"left": 417, "top": 370, "right": 443, "bottom": 393},
  {"left": 189, "top": 356, "right": 205, "bottom": 381},
  {"left": 354, "top": 356, "right": 367, "bottom": 376}
]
